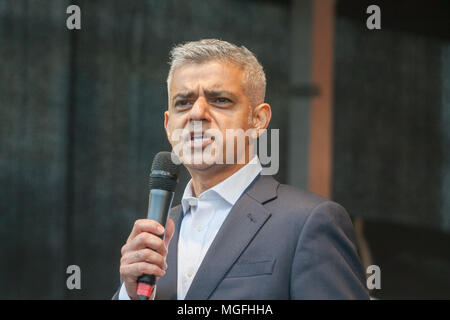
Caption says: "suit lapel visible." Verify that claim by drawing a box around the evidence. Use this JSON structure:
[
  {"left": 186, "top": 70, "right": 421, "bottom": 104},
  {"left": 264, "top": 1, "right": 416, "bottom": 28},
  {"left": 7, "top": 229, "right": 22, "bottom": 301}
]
[{"left": 184, "top": 175, "right": 279, "bottom": 300}]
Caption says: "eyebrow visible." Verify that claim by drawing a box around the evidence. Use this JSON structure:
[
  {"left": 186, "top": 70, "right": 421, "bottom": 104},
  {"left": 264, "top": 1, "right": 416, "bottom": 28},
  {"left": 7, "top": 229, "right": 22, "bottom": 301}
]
[
  {"left": 204, "top": 90, "right": 238, "bottom": 102},
  {"left": 171, "top": 90, "right": 238, "bottom": 102},
  {"left": 172, "top": 92, "right": 197, "bottom": 102}
]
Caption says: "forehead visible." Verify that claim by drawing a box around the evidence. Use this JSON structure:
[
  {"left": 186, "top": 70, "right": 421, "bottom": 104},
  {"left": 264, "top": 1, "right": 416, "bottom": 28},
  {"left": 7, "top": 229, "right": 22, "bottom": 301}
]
[{"left": 169, "top": 60, "right": 245, "bottom": 94}]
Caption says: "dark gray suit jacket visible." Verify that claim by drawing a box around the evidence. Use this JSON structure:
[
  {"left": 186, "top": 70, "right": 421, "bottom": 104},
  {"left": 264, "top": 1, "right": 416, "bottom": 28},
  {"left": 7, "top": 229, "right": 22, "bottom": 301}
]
[{"left": 114, "top": 174, "right": 369, "bottom": 300}]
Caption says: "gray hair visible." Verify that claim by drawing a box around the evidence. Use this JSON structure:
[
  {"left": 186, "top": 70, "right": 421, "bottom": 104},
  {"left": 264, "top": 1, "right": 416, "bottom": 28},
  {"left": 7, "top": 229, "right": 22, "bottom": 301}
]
[{"left": 167, "top": 39, "right": 266, "bottom": 107}]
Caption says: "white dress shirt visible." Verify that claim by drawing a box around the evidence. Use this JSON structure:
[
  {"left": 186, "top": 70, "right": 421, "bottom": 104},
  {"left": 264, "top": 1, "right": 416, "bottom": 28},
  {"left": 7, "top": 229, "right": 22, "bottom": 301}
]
[{"left": 119, "top": 156, "right": 262, "bottom": 300}]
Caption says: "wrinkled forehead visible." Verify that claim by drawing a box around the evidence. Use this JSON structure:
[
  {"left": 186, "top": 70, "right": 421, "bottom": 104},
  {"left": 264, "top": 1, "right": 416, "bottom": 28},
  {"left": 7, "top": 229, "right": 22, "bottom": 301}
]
[{"left": 169, "top": 60, "right": 245, "bottom": 96}]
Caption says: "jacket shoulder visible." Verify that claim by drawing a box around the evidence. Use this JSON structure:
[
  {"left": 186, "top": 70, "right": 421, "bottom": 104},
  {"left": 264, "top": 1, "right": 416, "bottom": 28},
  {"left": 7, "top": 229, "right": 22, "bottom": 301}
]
[
  {"left": 267, "top": 178, "right": 336, "bottom": 213},
  {"left": 262, "top": 178, "right": 352, "bottom": 229}
]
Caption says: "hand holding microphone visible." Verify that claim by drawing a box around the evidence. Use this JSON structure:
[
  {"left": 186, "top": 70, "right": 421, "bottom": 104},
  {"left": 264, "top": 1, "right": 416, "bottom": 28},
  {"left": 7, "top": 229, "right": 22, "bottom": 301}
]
[{"left": 119, "top": 152, "right": 180, "bottom": 300}]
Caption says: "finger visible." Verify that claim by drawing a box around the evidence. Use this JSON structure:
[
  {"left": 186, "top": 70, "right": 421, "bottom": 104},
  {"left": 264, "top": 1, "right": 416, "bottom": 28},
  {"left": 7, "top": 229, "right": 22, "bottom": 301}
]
[
  {"left": 164, "top": 218, "right": 175, "bottom": 248},
  {"left": 120, "top": 262, "right": 166, "bottom": 280},
  {"left": 121, "top": 248, "right": 167, "bottom": 271},
  {"left": 125, "top": 232, "right": 167, "bottom": 256},
  {"left": 127, "top": 219, "right": 165, "bottom": 242}
]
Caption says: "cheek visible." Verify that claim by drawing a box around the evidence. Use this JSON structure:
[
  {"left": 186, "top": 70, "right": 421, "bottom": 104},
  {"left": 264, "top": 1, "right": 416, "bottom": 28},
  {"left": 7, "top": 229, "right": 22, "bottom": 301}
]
[
  {"left": 215, "top": 116, "right": 251, "bottom": 146},
  {"left": 167, "top": 116, "right": 191, "bottom": 142},
  {"left": 216, "top": 108, "right": 249, "bottom": 127},
  {"left": 233, "top": 110, "right": 252, "bottom": 129},
  {"left": 165, "top": 118, "right": 179, "bottom": 142},
  {"left": 167, "top": 115, "right": 185, "bottom": 130}
]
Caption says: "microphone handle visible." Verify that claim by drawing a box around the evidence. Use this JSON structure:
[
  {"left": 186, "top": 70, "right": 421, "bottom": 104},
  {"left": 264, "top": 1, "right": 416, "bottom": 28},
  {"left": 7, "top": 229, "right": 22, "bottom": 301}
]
[{"left": 137, "top": 189, "right": 174, "bottom": 300}]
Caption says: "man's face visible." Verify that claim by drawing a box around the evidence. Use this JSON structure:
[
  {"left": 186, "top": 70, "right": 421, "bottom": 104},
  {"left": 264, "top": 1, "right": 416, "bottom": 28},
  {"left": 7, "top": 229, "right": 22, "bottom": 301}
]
[{"left": 164, "top": 60, "right": 255, "bottom": 171}]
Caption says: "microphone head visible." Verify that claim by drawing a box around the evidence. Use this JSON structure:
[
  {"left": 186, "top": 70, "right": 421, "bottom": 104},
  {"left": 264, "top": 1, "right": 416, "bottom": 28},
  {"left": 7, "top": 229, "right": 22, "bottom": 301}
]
[{"left": 149, "top": 151, "right": 180, "bottom": 191}]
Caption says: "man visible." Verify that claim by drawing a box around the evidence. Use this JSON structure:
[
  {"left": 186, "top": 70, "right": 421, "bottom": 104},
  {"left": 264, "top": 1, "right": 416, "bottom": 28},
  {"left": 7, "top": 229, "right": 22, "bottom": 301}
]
[{"left": 115, "top": 39, "right": 369, "bottom": 300}]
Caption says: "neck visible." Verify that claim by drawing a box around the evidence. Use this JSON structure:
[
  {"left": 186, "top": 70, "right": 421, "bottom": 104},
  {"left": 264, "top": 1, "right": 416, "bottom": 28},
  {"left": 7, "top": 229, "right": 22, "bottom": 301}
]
[
  {"left": 185, "top": 145, "right": 256, "bottom": 197},
  {"left": 187, "top": 163, "right": 247, "bottom": 197}
]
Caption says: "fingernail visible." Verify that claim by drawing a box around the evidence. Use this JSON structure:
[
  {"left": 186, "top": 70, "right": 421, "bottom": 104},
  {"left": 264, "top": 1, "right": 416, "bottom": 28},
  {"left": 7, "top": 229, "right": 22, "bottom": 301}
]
[{"left": 158, "top": 226, "right": 164, "bottom": 233}]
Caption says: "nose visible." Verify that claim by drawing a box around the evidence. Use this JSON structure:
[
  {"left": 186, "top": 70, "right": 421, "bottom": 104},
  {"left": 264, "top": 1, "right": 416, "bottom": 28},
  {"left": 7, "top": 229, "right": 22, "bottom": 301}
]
[{"left": 189, "top": 97, "right": 210, "bottom": 122}]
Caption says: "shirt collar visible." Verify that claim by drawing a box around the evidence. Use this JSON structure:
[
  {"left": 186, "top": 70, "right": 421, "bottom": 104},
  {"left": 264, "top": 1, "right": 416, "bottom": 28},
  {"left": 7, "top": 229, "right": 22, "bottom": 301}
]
[{"left": 181, "top": 156, "right": 262, "bottom": 215}]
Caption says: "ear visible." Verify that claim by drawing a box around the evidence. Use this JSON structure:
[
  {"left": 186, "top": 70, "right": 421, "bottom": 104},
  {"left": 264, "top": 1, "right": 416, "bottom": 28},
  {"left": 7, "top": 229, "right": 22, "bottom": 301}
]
[
  {"left": 251, "top": 103, "right": 271, "bottom": 138},
  {"left": 164, "top": 110, "right": 171, "bottom": 141}
]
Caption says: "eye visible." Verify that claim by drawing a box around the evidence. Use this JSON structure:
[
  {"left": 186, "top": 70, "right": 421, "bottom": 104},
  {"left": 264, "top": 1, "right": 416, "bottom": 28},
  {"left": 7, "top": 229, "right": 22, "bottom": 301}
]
[
  {"left": 175, "top": 100, "right": 193, "bottom": 108},
  {"left": 212, "top": 97, "right": 232, "bottom": 104}
]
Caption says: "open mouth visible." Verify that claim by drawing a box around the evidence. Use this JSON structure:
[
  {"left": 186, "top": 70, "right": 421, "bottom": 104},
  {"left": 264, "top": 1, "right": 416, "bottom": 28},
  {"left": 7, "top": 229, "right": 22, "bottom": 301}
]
[{"left": 188, "top": 131, "right": 215, "bottom": 149}]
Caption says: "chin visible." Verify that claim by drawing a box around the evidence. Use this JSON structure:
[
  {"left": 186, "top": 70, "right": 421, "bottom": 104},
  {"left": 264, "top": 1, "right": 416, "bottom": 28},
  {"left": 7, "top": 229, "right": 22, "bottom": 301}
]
[
  {"left": 183, "top": 162, "right": 216, "bottom": 171},
  {"left": 178, "top": 148, "right": 221, "bottom": 171}
]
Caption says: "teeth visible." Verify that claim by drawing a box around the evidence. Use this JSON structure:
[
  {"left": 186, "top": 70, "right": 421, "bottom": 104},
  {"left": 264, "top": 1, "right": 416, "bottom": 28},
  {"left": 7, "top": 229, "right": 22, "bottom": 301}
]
[{"left": 188, "top": 132, "right": 213, "bottom": 144}]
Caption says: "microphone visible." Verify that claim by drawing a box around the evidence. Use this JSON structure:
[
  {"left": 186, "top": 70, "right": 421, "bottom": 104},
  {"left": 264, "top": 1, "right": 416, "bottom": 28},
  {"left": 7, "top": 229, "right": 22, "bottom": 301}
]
[{"left": 137, "top": 151, "right": 180, "bottom": 300}]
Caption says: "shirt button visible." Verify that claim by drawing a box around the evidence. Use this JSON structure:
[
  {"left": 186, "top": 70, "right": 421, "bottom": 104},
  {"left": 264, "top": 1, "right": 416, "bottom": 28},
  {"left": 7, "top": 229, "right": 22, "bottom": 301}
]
[
  {"left": 187, "top": 268, "right": 194, "bottom": 278},
  {"left": 188, "top": 199, "right": 197, "bottom": 206},
  {"left": 196, "top": 225, "right": 204, "bottom": 232}
]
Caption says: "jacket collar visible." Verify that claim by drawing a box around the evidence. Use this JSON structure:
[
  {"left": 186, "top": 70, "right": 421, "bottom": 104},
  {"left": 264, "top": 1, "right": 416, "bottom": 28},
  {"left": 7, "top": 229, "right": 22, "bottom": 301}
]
[{"left": 156, "top": 174, "right": 279, "bottom": 300}]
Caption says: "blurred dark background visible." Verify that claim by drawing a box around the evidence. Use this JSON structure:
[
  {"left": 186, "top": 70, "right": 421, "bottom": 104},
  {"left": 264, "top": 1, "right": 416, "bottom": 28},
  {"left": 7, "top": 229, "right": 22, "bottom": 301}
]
[{"left": 0, "top": 0, "right": 449, "bottom": 299}]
